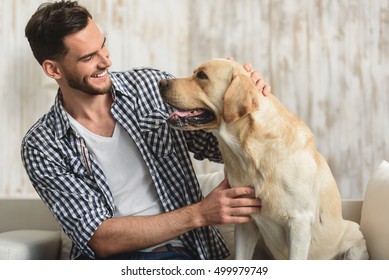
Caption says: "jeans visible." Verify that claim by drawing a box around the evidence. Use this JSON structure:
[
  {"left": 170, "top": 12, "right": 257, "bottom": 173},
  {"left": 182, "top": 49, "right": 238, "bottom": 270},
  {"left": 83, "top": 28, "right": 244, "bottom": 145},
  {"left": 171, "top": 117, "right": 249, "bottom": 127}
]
[{"left": 78, "top": 244, "right": 195, "bottom": 260}]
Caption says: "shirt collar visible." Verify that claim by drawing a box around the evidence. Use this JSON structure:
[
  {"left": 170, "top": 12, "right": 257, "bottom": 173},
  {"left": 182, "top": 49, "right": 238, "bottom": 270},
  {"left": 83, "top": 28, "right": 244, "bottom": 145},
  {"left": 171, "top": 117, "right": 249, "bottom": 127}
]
[
  {"left": 109, "top": 72, "right": 136, "bottom": 100},
  {"left": 53, "top": 89, "right": 72, "bottom": 139}
]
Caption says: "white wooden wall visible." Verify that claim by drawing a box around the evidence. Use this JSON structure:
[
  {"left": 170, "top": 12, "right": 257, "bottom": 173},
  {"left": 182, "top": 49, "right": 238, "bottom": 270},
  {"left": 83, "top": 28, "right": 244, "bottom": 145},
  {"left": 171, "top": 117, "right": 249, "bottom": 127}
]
[{"left": 0, "top": 0, "right": 388, "bottom": 199}]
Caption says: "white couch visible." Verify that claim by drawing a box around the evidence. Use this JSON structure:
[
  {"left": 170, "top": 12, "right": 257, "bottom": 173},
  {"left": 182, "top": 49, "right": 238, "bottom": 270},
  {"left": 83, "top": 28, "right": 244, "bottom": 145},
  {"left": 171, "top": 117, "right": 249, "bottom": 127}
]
[
  {"left": 1, "top": 160, "right": 388, "bottom": 260},
  {"left": 0, "top": 199, "right": 62, "bottom": 259}
]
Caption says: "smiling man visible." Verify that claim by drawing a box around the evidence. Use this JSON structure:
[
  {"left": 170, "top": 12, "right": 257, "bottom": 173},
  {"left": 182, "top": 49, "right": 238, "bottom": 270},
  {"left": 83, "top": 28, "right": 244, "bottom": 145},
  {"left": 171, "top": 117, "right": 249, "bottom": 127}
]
[{"left": 21, "top": 0, "right": 269, "bottom": 260}]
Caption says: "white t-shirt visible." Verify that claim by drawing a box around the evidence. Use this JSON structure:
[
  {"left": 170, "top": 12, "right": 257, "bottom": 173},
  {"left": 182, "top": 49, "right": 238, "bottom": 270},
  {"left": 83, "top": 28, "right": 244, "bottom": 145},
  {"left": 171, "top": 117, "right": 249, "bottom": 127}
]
[{"left": 67, "top": 114, "right": 183, "bottom": 251}]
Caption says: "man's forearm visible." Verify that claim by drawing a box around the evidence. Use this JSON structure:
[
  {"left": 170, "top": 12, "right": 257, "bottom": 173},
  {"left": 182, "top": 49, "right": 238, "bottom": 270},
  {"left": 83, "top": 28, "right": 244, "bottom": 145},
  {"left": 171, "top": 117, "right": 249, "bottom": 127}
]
[
  {"left": 88, "top": 180, "right": 261, "bottom": 258},
  {"left": 88, "top": 203, "right": 201, "bottom": 258}
]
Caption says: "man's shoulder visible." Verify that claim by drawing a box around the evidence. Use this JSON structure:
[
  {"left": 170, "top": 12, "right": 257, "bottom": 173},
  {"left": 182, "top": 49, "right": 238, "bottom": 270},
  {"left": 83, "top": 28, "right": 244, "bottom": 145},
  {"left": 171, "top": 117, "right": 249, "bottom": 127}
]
[
  {"left": 21, "top": 108, "right": 57, "bottom": 148},
  {"left": 109, "top": 68, "right": 175, "bottom": 100},
  {"left": 110, "top": 67, "right": 174, "bottom": 83}
]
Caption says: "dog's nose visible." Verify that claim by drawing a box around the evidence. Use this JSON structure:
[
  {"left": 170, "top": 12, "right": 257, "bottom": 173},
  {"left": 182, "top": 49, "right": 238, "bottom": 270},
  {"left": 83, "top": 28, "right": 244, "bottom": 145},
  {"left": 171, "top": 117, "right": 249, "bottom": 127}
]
[
  {"left": 159, "top": 79, "right": 169, "bottom": 88},
  {"left": 158, "top": 79, "right": 169, "bottom": 97}
]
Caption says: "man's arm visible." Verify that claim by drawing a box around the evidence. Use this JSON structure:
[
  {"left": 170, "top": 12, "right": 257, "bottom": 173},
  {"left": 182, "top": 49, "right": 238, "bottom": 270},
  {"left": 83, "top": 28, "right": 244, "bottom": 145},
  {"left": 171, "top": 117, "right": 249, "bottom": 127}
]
[{"left": 89, "top": 179, "right": 261, "bottom": 257}]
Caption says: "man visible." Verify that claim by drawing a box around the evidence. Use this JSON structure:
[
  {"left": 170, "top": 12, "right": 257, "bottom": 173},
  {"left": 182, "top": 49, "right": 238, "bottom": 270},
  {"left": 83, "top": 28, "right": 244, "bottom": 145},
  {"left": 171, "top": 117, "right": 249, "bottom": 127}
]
[{"left": 21, "top": 0, "right": 269, "bottom": 260}]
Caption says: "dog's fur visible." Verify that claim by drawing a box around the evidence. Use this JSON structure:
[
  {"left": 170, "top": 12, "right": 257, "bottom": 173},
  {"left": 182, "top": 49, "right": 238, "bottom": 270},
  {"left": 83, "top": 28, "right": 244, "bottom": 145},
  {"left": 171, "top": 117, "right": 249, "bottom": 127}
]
[{"left": 158, "top": 58, "right": 369, "bottom": 260}]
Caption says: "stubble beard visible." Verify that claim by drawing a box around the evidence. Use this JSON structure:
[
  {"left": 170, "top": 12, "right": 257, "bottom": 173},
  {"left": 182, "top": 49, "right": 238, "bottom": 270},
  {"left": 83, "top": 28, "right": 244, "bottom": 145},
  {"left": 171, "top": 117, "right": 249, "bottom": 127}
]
[{"left": 66, "top": 71, "right": 113, "bottom": 96}]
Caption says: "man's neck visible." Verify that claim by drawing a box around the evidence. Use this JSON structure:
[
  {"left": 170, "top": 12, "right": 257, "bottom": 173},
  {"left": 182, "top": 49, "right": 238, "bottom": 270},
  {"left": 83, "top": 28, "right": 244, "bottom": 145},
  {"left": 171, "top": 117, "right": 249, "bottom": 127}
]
[{"left": 61, "top": 89, "right": 116, "bottom": 137}]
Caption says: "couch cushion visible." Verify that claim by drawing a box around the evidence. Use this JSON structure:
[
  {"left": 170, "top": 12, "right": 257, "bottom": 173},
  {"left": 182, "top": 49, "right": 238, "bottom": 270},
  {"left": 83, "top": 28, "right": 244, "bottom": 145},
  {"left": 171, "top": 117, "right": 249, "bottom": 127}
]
[
  {"left": 0, "top": 230, "right": 61, "bottom": 260},
  {"left": 0, "top": 199, "right": 60, "bottom": 233},
  {"left": 360, "top": 160, "right": 389, "bottom": 260},
  {"left": 60, "top": 231, "right": 72, "bottom": 260}
]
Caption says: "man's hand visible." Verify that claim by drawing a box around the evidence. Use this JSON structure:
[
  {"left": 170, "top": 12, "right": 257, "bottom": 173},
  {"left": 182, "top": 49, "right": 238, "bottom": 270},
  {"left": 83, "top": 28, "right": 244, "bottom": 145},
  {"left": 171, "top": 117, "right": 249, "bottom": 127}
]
[
  {"left": 195, "top": 179, "right": 261, "bottom": 226},
  {"left": 227, "top": 57, "right": 271, "bottom": 96},
  {"left": 243, "top": 63, "right": 271, "bottom": 96}
]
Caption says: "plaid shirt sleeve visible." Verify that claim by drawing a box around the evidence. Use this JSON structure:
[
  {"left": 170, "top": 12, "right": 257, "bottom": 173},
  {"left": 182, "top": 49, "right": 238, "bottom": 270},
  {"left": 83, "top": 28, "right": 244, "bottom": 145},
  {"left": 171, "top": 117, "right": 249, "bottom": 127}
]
[
  {"left": 21, "top": 118, "right": 114, "bottom": 258},
  {"left": 183, "top": 130, "right": 223, "bottom": 163}
]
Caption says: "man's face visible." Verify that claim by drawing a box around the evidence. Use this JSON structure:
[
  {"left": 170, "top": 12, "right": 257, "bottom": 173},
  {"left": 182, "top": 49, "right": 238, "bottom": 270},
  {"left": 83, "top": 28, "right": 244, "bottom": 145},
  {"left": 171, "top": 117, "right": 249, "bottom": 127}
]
[{"left": 59, "top": 18, "right": 112, "bottom": 95}]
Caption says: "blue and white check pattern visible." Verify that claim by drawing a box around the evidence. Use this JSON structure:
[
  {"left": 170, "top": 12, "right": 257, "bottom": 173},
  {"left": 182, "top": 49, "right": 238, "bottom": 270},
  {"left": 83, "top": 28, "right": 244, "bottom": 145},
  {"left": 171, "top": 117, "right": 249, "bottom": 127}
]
[{"left": 21, "top": 67, "right": 229, "bottom": 259}]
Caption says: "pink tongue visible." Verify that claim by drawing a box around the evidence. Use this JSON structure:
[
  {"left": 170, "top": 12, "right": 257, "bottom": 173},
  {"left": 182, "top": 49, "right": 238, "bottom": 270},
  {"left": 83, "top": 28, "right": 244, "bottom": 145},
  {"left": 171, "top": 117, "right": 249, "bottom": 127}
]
[
  {"left": 174, "top": 111, "right": 192, "bottom": 117},
  {"left": 170, "top": 110, "right": 204, "bottom": 118}
]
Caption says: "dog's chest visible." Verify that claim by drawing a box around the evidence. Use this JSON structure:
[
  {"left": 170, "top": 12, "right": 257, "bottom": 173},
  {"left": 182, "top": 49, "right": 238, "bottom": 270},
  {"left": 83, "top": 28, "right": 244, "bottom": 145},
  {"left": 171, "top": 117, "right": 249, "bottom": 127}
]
[
  {"left": 220, "top": 146, "right": 276, "bottom": 199},
  {"left": 216, "top": 127, "right": 261, "bottom": 185},
  {"left": 216, "top": 123, "right": 298, "bottom": 215},
  {"left": 223, "top": 153, "right": 295, "bottom": 224}
]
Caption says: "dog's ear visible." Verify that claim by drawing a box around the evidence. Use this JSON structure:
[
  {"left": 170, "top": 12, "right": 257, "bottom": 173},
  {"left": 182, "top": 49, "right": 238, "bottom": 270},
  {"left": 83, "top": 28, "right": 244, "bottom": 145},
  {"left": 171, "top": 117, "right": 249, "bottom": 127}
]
[{"left": 222, "top": 73, "right": 259, "bottom": 124}]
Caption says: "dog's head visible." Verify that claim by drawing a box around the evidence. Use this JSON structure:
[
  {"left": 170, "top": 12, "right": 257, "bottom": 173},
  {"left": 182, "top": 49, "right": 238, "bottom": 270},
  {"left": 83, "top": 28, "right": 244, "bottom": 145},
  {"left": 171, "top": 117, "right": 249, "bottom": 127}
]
[{"left": 158, "top": 58, "right": 259, "bottom": 131}]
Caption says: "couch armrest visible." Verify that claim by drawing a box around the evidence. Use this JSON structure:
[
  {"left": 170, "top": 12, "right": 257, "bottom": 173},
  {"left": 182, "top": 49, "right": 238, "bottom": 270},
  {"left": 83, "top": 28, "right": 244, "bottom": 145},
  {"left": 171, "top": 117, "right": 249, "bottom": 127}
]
[{"left": 0, "top": 230, "right": 61, "bottom": 260}]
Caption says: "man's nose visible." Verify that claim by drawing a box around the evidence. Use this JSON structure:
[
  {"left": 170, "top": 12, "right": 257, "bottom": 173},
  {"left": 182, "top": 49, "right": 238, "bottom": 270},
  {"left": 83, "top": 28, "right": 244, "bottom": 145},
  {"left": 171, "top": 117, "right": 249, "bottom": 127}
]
[{"left": 97, "top": 49, "right": 112, "bottom": 68}]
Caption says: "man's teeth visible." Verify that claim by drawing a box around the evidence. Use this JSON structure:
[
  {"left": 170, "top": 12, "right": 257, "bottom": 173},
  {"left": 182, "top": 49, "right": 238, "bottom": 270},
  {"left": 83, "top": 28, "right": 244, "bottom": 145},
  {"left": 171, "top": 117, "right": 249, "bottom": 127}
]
[{"left": 92, "top": 71, "right": 106, "bottom": 78}]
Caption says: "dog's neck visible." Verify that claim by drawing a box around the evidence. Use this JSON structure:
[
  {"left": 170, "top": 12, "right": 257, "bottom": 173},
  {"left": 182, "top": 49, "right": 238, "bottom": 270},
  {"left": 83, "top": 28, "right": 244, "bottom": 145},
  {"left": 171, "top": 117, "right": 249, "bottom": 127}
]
[
  {"left": 213, "top": 95, "right": 312, "bottom": 189},
  {"left": 213, "top": 115, "right": 264, "bottom": 188}
]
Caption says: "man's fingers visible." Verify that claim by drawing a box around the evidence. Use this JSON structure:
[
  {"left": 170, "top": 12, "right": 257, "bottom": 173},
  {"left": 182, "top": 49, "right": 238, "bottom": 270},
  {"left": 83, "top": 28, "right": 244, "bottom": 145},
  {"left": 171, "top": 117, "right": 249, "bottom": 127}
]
[
  {"left": 228, "top": 197, "right": 261, "bottom": 208},
  {"left": 263, "top": 84, "right": 271, "bottom": 96},
  {"left": 243, "top": 63, "right": 254, "bottom": 73},
  {"left": 225, "top": 186, "right": 255, "bottom": 198},
  {"left": 230, "top": 205, "right": 261, "bottom": 216},
  {"left": 244, "top": 64, "right": 271, "bottom": 95},
  {"left": 223, "top": 205, "right": 261, "bottom": 224}
]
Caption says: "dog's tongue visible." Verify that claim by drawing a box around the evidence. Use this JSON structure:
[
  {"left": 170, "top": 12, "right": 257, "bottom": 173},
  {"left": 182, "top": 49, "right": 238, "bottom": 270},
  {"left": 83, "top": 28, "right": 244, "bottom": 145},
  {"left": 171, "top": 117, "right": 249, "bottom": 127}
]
[
  {"left": 169, "top": 110, "right": 204, "bottom": 119},
  {"left": 173, "top": 111, "right": 192, "bottom": 117}
]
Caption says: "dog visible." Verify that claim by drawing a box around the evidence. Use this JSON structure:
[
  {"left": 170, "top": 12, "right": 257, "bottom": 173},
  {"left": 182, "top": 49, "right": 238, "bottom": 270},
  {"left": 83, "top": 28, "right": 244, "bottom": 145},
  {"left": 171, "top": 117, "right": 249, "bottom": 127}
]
[{"left": 158, "top": 58, "right": 369, "bottom": 260}]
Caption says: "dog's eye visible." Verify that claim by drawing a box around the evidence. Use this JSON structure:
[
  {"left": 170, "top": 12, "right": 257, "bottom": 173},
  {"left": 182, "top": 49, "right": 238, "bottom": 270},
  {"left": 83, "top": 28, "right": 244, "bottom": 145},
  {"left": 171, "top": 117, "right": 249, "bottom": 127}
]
[{"left": 196, "top": 70, "right": 208, "bottom": 80}]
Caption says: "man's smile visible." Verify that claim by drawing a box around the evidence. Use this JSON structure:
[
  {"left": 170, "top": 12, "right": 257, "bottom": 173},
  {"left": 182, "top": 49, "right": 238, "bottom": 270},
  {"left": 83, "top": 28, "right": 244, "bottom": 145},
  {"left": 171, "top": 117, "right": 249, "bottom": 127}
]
[{"left": 91, "top": 70, "right": 107, "bottom": 79}]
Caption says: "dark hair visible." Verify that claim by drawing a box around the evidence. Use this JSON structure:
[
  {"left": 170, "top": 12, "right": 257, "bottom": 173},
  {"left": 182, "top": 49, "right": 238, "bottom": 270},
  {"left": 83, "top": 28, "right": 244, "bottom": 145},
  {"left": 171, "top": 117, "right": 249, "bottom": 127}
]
[{"left": 25, "top": 0, "right": 92, "bottom": 64}]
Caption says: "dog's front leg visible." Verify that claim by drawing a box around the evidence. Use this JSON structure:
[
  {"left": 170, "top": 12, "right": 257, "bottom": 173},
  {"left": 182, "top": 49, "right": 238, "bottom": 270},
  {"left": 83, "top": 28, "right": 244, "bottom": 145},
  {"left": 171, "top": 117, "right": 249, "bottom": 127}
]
[
  {"left": 234, "top": 222, "right": 259, "bottom": 260},
  {"left": 287, "top": 217, "right": 312, "bottom": 260}
]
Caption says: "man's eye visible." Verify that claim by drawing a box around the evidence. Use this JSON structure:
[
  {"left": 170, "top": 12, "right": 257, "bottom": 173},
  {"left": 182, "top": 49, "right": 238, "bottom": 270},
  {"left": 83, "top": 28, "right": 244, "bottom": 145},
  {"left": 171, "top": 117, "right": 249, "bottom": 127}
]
[
  {"left": 196, "top": 70, "right": 208, "bottom": 80},
  {"left": 82, "top": 55, "right": 93, "bottom": 62}
]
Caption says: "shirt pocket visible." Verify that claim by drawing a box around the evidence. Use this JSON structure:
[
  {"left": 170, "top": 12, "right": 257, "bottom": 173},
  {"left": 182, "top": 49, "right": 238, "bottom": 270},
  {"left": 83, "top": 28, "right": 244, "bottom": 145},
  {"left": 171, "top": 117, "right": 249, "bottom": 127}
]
[
  {"left": 65, "top": 155, "right": 90, "bottom": 178},
  {"left": 138, "top": 108, "right": 175, "bottom": 158}
]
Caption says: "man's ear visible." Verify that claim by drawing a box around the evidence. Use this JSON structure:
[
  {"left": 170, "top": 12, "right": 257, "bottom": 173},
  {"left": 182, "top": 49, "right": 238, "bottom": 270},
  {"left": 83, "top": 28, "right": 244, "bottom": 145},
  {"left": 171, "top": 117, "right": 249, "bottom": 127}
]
[
  {"left": 42, "top": 59, "right": 62, "bottom": 80},
  {"left": 222, "top": 73, "right": 259, "bottom": 124}
]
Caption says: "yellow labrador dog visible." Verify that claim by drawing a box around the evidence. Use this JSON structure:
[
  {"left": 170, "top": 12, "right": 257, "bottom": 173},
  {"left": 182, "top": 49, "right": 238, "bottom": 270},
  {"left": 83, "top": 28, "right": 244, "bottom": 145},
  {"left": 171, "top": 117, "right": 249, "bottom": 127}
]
[{"left": 158, "top": 58, "right": 368, "bottom": 260}]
